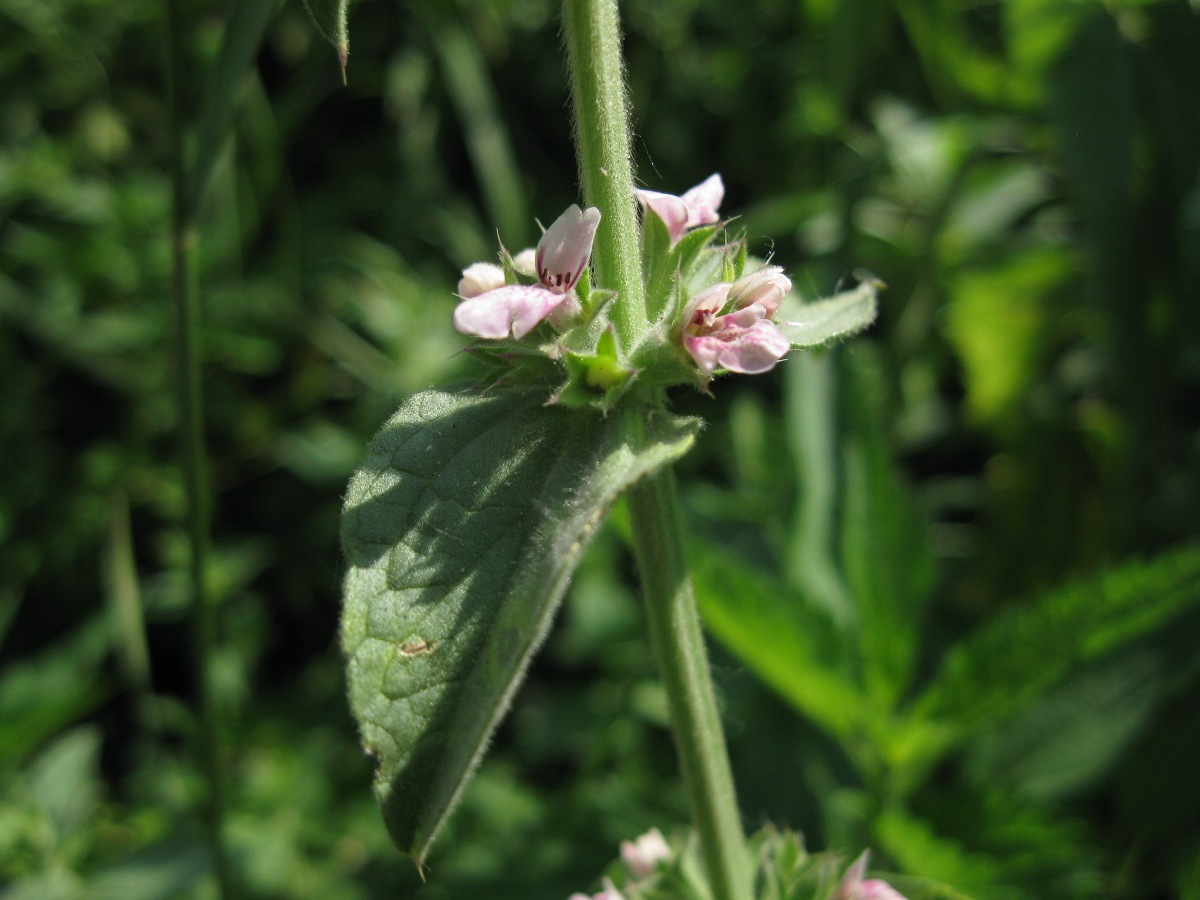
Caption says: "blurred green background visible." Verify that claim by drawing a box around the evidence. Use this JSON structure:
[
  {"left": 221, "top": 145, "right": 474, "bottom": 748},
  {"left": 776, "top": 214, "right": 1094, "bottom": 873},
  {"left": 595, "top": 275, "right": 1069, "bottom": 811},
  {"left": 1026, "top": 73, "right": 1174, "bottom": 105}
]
[{"left": 2, "top": 0, "right": 1199, "bottom": 897}]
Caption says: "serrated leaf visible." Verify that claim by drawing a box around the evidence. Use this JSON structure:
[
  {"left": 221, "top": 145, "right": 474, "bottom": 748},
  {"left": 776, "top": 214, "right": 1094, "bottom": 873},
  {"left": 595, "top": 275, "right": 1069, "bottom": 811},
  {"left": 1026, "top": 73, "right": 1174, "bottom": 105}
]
[
  {"left": 340, "top": 387, "right": 698, "bottom": 863},
  {"left": 964, "top": 650, "right": 1164, "bottom": 801},
  {"left": 840, "top": 349, "right": 934, "bottom": 711},
  {"left": 301, "top": 0, "right": 351, "bottom": 76},
  {"left": 777, "top": 282, "right": 878, "bottom": 348},
  {"left": 913, "top": 543, "right": 1200, "bottom": 740}
]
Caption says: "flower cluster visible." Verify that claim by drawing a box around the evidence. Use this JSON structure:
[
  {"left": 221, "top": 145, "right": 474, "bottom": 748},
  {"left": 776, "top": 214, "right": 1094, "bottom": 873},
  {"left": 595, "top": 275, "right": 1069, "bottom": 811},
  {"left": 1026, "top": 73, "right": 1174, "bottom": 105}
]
[
  {"left": 453, "top": 204, "right": 600, "bottom": 340},
  {"left": 565, "top": 830, "right": 909, "bottom": 900},
  {"left": 450, "top": 174, "right": 877, "bottom": 405},
  {"left": 567, "top": 827, "right": 672, "bottom": 900}
]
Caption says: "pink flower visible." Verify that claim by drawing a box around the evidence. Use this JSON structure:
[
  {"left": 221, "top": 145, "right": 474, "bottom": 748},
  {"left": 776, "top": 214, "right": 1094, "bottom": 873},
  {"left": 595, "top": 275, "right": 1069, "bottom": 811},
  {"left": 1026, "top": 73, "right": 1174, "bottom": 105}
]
[
  {"left": 454, "top": 204, "right": 600, "bottom": 340},
  {"left": 568, "top": 877, "right": 625, "bottom": 900},
  {"left": 637, "top": 173, "right": 724, "bottom": 243},
  {"left": 835, "top": 851, "right": 908, "bottom": 900},
  {"left": 680, "top": 267, "right": 793, "bottom": 377},
  {"left": 619, "top": 827, "right": 671, "bottom": 877}
]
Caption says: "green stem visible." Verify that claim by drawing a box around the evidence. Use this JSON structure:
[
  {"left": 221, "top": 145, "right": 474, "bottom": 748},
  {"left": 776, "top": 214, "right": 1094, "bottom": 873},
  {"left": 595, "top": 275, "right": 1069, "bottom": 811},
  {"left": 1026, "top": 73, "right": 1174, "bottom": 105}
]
[
  {"left": 627, "top": 467, "right": 751, "bottom": 900},
  {"left": 563, "top": 0, "right": 647, "bottom": 350},
  {"left": 164, "top": 3, "right": 235, "bottom": 896},
  {"left": 563, "top": 3, "right": 748, "bottom": 895}
]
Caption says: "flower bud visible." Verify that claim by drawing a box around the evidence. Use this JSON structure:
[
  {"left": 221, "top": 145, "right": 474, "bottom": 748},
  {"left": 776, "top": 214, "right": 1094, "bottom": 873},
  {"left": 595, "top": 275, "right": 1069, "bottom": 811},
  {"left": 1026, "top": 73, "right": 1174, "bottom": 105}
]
[
  {"left": 729, "top": 265, "right": 791, "bottom": 317},
  {"left": 512, "top": 248, "right": 538, "bottom": 278},
  {"left": 457, "top": 262, "right": 506, "bottom": 298},
  {"left": 536, "top": 204, "right": 601, "bottom": 294},
  {"left": 619, "top": 827, "right": 671, "bottom": 877}
]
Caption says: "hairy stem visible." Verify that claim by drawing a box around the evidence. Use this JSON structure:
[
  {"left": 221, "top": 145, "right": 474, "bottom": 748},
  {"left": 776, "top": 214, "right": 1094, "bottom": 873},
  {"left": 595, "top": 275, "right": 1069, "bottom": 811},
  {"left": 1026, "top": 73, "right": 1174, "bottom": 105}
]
[
  {"left": 626, "top": 462, "right": 751, "bottom": 900},
  {"left": 564, "top": 4, "right": 749, "bottom": 894},
  {"left": 563, "top": 0, "right": 647, "bottom": 349},
  {"left": 164, "top": 2, "right": 235, "bottom": 895}
]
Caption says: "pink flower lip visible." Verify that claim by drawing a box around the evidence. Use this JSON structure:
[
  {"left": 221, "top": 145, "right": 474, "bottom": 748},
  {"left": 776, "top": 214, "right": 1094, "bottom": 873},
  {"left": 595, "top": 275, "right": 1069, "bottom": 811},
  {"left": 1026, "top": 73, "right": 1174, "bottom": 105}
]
[
  {"left": 680, "top": 173, "right": 724, "bottom": 228},
  {"left": 452, "top": 283, "right": 567, "bottom": 340},
  {"left": 683, "top": 318, "right": 791, "bottom": 376},
  {"left": 535, "top": 204, "right": 601, "bottom": 295}
]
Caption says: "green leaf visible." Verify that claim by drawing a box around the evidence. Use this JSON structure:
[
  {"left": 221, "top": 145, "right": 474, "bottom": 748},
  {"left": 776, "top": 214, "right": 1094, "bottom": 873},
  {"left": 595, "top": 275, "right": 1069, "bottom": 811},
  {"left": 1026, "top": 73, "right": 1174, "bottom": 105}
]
[
  {"left": 0, "top": 620, "right": 110, "bottom": 766},
  {"left": 840, "top": 349, "right": 935, "bottom": 711},
  {"left": 340, "top": 387, "right": 698, "bottom": 863},
  {"left": 875, "top": 808, "right": 1000, "bottom": 899},
  {"left": 942, "top": 248, "right": 1070, "bottom": 426},
  {"left": 188, "top": 0, "right": 278, "bottom": 215},
  {"left": 783, "top": 352, "right": 855, "bottom": 626},
  {"left": 29, "top": 726, "right": 102, "bottom": 841},
  {"left": 691, "top": 538, "right": 866, "bottom": 743},
  {"left": 964, "top": 649, "right": 1165, "bottom": 801},
  {"left": 913, "top": 543, "right": 1200, "bottom": 741},
  {"left": 777, "top": 281, "right": 878, "bottom": 348},
  {"left": 301, "top": 0, "right": 352, "bottom": 77},
  {"left": 883, "top": 873, "right": 977, "bottom": 900},
  {"left": 641, "top": 216, "right": 724, "bottom": 327}
]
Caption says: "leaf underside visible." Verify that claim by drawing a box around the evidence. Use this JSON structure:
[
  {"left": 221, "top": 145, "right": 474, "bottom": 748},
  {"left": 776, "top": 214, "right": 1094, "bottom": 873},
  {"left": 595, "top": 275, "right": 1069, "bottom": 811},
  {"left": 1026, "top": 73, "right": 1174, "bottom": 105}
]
[{"left": 340, "top": 387, "right": 698, "bottom": 863}]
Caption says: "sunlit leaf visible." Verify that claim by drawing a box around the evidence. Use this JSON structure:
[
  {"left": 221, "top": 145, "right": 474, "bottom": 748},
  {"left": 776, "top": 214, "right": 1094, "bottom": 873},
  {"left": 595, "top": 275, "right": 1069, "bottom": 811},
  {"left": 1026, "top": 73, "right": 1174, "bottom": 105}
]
[
  {"left": 777, "top": 281, "right": 878, "bottom": 349},
  {"left": 340, "top": 387, "right": 698, "bottom": 863},
  {"left": 943, "top": 248, "right": 1070, "bottom": 426}
]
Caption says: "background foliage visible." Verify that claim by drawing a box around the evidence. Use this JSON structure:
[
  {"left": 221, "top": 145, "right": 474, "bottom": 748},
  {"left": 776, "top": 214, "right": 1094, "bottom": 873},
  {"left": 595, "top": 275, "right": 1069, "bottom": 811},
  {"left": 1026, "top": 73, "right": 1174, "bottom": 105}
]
[{"left": 2, "top": 0, "right": 1199, "bottom": 897}]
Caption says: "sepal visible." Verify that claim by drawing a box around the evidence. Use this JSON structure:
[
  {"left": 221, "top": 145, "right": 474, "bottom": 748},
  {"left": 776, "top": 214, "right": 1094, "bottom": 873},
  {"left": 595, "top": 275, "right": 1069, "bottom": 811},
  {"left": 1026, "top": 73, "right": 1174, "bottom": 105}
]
[{"left": 554, "top": 325, "right": 639, "bottom": 412}]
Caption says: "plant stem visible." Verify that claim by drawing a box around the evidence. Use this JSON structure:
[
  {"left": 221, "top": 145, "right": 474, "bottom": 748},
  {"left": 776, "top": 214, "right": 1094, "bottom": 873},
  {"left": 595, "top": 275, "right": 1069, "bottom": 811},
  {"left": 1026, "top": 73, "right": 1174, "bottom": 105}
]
[
  {"left": 164, "top": 2, "right": 235, "bottom": 896},
  {"left": 627, "top": 465, "right": 751, "bottom": 900},
  {"left": 562, "top": 0, "right": 647, "bottom": 350},
  {"left": 563, "top": 2, "right": 748, "bottom": 894}
]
